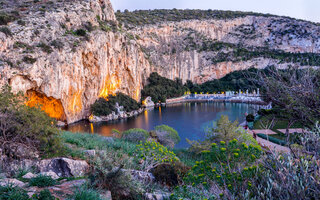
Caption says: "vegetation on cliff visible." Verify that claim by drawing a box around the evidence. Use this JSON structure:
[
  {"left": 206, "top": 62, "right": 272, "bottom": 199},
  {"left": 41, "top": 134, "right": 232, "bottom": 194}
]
[
  {"left": 91, "top": 93, "right": 140, "bottom": 116},
  {"left": 115, "top": 9, "right": 308, "bottom": 27},
  {"left": 185, "top": 68, "right": 260, "bottom": 93},
  {"left": 141, "top": 72, "right": 187, "bottom": 103},
  {"left": 193, "top": 41, "right": 320, "bottom": 66}
]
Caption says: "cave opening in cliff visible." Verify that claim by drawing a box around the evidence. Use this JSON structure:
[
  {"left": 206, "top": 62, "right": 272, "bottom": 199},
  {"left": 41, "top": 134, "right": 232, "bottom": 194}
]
[
  {"left": 25, "top": 90, "right": 67, "bottom": 122},
  {"left": 99, "top": 74, "right": 122, "bottom": 100}
]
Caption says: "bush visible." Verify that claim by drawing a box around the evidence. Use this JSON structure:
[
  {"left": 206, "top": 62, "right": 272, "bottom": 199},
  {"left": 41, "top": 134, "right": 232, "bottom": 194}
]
[
  {"left": 246, "top": 114, "right": 255, "bottom": 122},
  {"left": 29, "top": 175, "right": 57, "bottom": 187},
  {"left": 153, "top": 125, "right": 180, "bottom": 148},
  {"left": 22, "top": 56, "right": 37, "bottom": 64},
  {"left": 17, "top": 20, "right": 26, "bottom": 26},
  {"left": 37, "top": 43, "right": 53, "bottom": 54},
  {"left": 90, "top": 153, "right": 144, "bottom": 200},
  {"left": 187, "top": 115, "right": 243, "bottom": 153},
  {"left": 32, "top": 189, "right": 55, "bottom": 200},
  {"left": 121, "top": 128, "right": 149, "bottom": 143},
  {"left": 68, "top": 186, "right": 103, "bottom": 200},
  {"left": 50, "top": 40, "right": 64, "bottom": 50},
  {"left": 151, "top": 163, "right": 178, "bottom": 186},
  {"left": 74, "top": 29, "right": 86, "bottom": 36},
  {"left": 141, "top": 72, "right": 187, "bottom": 103},
  {"left": 184, "top": 139, "right": 261, "bottom": 196},
  {"left": 252, "top": 152, "right": 320, "bottom": 199},
  {"left": 136, "top": 140, "right": 179, "bottom": 171},
  {"left": 0, "top": 12, "right": 17, "bottom": 25},
  {"left": 0, "top": 185, "right": 29, "bottom": 200},
  {"left": 0, "top": 85, "right": 62, "bottom": 157},
  {"left": 257, "top": 133, "right": 287, "bottom": 146},
  {"left": 0, "top": 26, "right": 12, "bottom": 36},
  {"left": 91, "top": 93, "right": 140, "bottom": 116}
]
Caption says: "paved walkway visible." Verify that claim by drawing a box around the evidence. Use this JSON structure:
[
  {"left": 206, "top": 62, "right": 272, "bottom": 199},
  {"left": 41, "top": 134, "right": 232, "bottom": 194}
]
[
  {"left": 248, "top": 130, "right": 290, "bottom": 153},
  {"left": 277, "top": 128, "right": 304, "bottom": 134},
  {"left": 251, "top": 129, "right": 277, "bottom": 135}
]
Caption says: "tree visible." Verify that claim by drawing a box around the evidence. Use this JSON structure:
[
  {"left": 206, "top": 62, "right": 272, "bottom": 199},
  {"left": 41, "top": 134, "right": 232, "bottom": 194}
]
[
  {"left": 254, "top": 67, "right": 320, "bottom": 130},
  {"left": 0, "top": 85, "right": 61, "bottom": 156}
]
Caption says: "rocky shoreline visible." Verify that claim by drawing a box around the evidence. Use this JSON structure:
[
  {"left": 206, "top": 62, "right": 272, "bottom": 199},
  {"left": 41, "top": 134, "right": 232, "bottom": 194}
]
[{"left": 89, "top": 108, "right": 145, "bottom": 123}]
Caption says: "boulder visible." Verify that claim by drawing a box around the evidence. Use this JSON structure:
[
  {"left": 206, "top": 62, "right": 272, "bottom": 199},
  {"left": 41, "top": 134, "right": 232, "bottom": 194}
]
[
  {"left": 2, "top": 143, "right": 39, "bottom": 160},
  {"left": 0, "top": 173, "right": 6, "bottom": 179},
  {"left": 22, "top": 172, "right": 36, "bottom": 179},
  {"left": 83, "top": 150, "right": 96, "bottom": 157},
  {"left": 143, "top": 97, "right": 155, "bottom": 108},
  {"left": 38, "top": 158, "right": 89, "bottom": 178},
  {"left": 0, "top": 178, "right": 26, "bottom": 187},
  {"left": 40, "top": 171, "right": 59, "bottom": 180},
  {"left": 144, "top": 192, "right": 170, "bottom": 200},
  {"left": 56, "top": 121, "right": 67, "bottom": 127},
  {"left": 123, "top": 169, "right": 155, "bottom": 185},
  {"left": 89, "top": 115, "right": 102, "bottom": 123},
  {"left": 0, "top": 158, "right": 38, "bottom": 176}
]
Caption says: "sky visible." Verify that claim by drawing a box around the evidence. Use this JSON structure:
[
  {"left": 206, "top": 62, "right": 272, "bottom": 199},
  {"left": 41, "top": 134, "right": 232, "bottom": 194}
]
[{"left": 110, "top": 0, "right": 320, "bottom": 23}]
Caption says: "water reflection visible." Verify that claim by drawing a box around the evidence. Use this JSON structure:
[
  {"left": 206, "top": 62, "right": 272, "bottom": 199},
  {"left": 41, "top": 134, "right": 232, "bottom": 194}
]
[{"left": 64, "top": 102, "right": 258, "bottom": 148}]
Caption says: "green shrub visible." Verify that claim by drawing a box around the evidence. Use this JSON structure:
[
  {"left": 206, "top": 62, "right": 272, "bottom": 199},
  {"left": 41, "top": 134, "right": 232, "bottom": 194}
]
[
  {"left": 90, "top": 153, "right": 144, "bottom": 200},
  {"left": 188, "top": 115, "right": 244, "bottom": 153},
  {"left": 68, "top": 187, "right": 102, "bottom": 200},
  {"left": 0, "top": 26, "right": 12, "bottom": 36},
  {"left": 32, "top": 189, "right": 55, "bottom": 200},
  {"left": 246, "top": 114, "right": 255, "bottom": 122},
  {"left": 184, "top": 139, "right": 261, "bottom": 196},
  {"left": 17, "top": 20, "right": 26, "bottom": 26},
  {"left": 29, "top": 175, "right": 57, "bottom": 187},
  {"left": 0, "top": 185, "right": 29, "bottom": 200},
  {"left": 22, "top": 56, "right": 37, "bottom": 64},
  {"left": 0, "top": 85, "right": 62, "bottom": 157},
  {"left": 50, "top": 40, "right": 64, "bottom": 50},
  {"left": 136, "top": 140, "right": 179, "bottom": 171},
  {"left": 0, "top": 12, "right": 17, "bottom": 25},
  {"left": 154, "top": 125, "right": 180, "bottom": 148},
  {"left": 74, "top": 29, "right": 86, "bottom": 36},
  {"left": 91, "top": 93, "right": 140, "bottom": 116},
  {"left": 37, "top": 43, "right": 53, "bottom": 54},
  {"left": 122, "top": 128, "right": 149, "bottom": 143},
  {"left": 151, "top": 163, "right": 178, "bottom": 186},
  {"left": 257, "top": 133, "right": 287, "bottom": 146},
  {"left": 141, "top": 72, "right": 187, "bottom": 103},
  {"left": 252, "top": 152, "right": 320, "bottom": 199}
]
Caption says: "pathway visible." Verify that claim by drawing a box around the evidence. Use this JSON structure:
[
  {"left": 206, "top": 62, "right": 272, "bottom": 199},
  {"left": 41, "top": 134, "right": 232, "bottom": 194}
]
[
  {"left": 277, "top": 128, "right": 304, "bottom": 134},
  {"left": 251, "top": 129, "right": 277, "bottom": 135},
  {"left": 247, "top": 130, "right": 290, "bottom": 153}
]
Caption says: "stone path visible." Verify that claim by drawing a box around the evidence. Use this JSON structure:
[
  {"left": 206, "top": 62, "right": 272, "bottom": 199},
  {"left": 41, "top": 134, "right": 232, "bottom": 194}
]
[
  {"left": 277, "top": 128, "right": 304, "bottom": 134},
  {"left": 248, "top": 130, "right": 290, "bottom": 153},
  {"left": 251, "top": 129, "right": 277, "bottom": 135}
]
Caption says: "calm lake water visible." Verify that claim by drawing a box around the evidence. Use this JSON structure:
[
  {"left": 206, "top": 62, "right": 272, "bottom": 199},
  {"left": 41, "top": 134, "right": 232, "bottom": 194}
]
[{"left": 64, "top": 102, "right": 258, "bottom": 148}]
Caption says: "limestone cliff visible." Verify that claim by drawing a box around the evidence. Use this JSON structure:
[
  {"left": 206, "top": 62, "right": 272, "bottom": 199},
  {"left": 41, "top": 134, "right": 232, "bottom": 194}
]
[
  {"left": 117, "top": 10, "right": 320, "bottom": 83},
  {"left": 0, "top": 0, "right": 151, "bottom": 123},
  {"left": 1, "top": 2, "right": 320, "bottom": 124}
]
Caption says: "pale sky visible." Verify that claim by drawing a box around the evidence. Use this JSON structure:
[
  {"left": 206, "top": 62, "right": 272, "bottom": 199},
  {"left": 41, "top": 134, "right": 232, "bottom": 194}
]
[{"left": 110, "top": 0, "right": 320, "bottom": 23}]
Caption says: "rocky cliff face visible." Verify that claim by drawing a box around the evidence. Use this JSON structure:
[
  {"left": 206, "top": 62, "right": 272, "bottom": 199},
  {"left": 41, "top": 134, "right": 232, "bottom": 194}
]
[
  {"left": 0, "top": 0, "right": 151, "bottom": 123},
  {"left": 118, "top": 11, "right": 320, "bottom": 83},
  {"left": 1, "top": 2, "right": 320, "bottom": 123}
]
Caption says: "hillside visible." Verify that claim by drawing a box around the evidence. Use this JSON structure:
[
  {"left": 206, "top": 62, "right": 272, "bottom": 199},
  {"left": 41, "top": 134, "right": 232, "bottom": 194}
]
[
  {"left": 117, "top": 9, "right": 320, "bottom": 83},
  {"left": 0, "top": 0, "right": 151, "bottom": 123},
  {"left": 0, "top": 0, "right": 320, "bottom": 123}
]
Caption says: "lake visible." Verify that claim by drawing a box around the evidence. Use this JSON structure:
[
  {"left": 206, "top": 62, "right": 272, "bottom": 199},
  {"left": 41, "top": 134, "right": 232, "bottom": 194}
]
[{"left": 64, "top": 102, "right": 258, "bottom": 148}]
